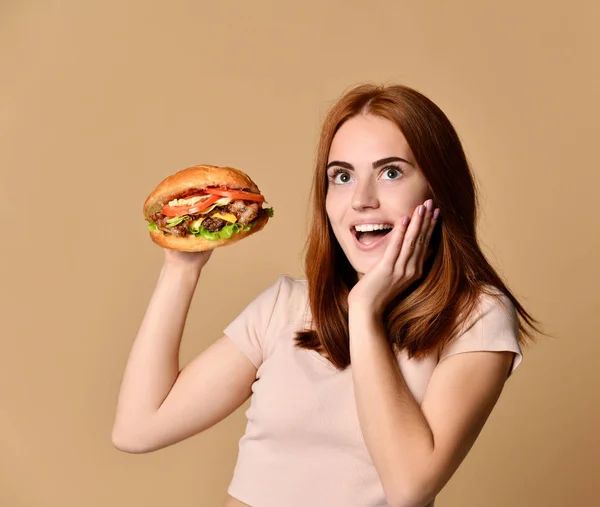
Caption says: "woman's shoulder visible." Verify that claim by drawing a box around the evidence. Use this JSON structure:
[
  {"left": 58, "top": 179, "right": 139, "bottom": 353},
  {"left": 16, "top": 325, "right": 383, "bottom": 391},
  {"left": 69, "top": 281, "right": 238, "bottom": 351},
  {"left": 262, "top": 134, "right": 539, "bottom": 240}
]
[
  {"left": 251, "top": 274, "right": 309, "bottom": 322},
  {"left": 438, "top": 284, "right": 523, "bottom": 375},
  {"left": 471, "top": 284, "right": 517, "bottom": 325},
  {"left": 277, "top": 273, "right": 308, "bottom": 285},
  {"left": 272, "top": 273, "right": 308, "bottom": 300},
  {"left": 222, "top": 274, "right": 309, "bottom": 368},
  {"left": 449, "top": 284, "right": 518, "bottom": 341}
]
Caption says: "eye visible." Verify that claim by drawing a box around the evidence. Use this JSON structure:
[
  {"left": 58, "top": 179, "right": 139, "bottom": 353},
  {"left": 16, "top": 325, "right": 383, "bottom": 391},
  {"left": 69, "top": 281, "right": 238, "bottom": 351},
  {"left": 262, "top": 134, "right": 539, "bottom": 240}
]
[
  {"left": 381, "top": 165, "right": 404, "bottom": 180},
  {"left": 329, "top": 168, "right": 353, "bottom": 185}
]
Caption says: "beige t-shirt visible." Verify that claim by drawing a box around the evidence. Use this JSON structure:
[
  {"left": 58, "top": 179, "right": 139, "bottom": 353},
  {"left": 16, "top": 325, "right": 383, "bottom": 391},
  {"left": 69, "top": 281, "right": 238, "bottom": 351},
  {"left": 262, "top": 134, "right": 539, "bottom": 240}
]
[{"left": 223, "top": 275, "right": 523, "bottom": 507}]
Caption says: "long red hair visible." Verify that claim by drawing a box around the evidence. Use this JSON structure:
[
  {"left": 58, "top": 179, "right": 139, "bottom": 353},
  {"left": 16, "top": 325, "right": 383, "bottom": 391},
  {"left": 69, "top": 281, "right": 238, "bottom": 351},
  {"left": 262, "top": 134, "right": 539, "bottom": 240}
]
[{"left": 295, "top": 83, "right": 542, "bottom": 370}]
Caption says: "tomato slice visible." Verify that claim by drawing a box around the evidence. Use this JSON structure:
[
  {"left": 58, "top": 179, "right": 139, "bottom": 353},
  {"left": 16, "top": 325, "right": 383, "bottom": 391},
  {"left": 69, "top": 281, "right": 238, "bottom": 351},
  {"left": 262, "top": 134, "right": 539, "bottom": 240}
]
[
  {"left": 204, "top": 187, "right": 265, "bottom": 203},
  {"left": 161, "top": 194, "right": 220, "bottom": 217}
]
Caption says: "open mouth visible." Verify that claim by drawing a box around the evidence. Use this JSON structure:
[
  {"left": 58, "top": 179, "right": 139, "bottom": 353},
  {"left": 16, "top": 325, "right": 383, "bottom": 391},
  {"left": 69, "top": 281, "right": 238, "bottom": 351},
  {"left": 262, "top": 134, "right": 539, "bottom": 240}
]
[{"left": 352, "top": 224, "right": 394, "bottom": 246}]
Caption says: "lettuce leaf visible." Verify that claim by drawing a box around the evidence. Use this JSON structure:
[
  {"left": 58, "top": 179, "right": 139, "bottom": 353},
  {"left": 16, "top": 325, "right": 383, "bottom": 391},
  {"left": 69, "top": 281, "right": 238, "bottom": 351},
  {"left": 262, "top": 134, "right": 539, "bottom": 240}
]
[
  {"left": 191, "top": 221, "right": 255, "bottom": 240},
  {"left": 147, "top": 205, "right": 274, "bottom": 239},
  {"left": 165, "top": 215, "right": 189, "bottom": 228}
]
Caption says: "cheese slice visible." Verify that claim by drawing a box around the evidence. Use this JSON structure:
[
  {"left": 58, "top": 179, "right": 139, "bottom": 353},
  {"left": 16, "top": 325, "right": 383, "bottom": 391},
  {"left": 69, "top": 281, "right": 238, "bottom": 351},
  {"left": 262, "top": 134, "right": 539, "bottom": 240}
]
[
  {"left": 211, "top": 212, "right": 237, "bottom": 223},
  {"left": 190, "top": 217, "right": 205, "bottom": 229}
]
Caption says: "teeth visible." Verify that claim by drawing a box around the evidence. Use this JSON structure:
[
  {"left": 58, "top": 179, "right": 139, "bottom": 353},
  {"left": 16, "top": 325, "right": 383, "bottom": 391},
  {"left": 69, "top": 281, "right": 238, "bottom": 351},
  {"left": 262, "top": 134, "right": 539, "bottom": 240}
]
[{"left": 354, "top": 224, "right": 393, "bottom": 232}]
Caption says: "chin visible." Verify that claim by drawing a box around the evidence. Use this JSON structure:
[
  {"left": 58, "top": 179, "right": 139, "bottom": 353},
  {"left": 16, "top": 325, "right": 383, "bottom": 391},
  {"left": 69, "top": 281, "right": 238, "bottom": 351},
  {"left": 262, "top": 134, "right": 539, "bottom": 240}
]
[{"left": 345, "top": 253, "right": 380, "bottom": 278}]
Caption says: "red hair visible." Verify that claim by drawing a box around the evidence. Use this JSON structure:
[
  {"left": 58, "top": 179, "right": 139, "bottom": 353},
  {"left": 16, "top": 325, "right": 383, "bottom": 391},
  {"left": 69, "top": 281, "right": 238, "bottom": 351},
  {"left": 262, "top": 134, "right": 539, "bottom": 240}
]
[{"left": 295, "top": 83, "right": 542, "bottom": 370}]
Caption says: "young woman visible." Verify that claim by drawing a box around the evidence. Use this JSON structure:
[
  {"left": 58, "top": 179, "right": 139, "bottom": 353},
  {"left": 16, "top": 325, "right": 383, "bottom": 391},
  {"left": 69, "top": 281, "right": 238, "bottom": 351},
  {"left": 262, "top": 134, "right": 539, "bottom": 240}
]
[{"left": 112, "top": 84, "right": 540, "bottom": 507}]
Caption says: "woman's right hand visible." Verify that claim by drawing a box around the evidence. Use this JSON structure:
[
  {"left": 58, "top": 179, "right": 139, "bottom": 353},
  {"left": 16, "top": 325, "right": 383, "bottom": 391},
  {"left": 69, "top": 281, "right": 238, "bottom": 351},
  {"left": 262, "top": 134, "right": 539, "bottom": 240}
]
[{"left": 163, "top": 248, "right": 214, "bottom": 272}]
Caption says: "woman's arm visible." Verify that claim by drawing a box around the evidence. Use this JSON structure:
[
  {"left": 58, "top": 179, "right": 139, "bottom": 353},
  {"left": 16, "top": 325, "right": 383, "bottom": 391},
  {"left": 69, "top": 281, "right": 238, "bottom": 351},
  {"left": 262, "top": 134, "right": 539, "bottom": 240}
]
[
  {"left": 111, "top": 252, "right": 257, "bottom": 453},
  {"left": 347, "top": 200, "right": 517, "bottom": 506},
  {"left": 349, "top": 309, "right": 513, "bottom": 507}
]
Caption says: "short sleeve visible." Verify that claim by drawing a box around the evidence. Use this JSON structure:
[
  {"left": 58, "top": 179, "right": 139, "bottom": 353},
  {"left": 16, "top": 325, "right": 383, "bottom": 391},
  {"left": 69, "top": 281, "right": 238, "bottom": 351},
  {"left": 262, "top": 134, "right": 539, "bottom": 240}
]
[
  {"left": 438, "top": 292, "right": 523, "bottom": 377},
  {"left": 223, "top": 276, "right": 284, "bottom": 369}
]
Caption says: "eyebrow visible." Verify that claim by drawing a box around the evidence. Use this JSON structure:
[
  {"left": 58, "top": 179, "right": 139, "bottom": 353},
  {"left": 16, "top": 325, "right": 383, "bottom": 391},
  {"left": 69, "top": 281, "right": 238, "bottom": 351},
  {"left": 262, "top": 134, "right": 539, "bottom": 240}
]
[{"left": 325, "top": 156, "right": 413, "bottom": 171}]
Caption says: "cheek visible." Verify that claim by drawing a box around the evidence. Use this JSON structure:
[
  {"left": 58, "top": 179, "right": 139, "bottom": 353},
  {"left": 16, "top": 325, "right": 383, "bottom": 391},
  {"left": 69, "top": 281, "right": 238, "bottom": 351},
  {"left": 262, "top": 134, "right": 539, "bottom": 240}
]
[
  {"left": 325, "top": 197, "right": 347, "bottom": 245},
  {"left": 400, "top": 201, "right": 421, "bottom": 217},
  {"left": 325, "top": 194, "right": 332, "bottom": 216},
  {"left": 325, "top": 194, "right": 339, "bottom": 223},
  {"left": 388, "top": 187, "right": 430, "bottom": 216}
]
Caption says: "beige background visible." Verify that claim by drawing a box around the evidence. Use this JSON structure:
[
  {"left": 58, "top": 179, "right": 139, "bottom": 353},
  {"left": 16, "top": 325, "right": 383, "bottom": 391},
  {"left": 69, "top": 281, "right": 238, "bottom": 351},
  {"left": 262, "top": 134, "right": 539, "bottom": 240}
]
[{"left": 1, "top": 1, "right": 598, "bottom": 506}]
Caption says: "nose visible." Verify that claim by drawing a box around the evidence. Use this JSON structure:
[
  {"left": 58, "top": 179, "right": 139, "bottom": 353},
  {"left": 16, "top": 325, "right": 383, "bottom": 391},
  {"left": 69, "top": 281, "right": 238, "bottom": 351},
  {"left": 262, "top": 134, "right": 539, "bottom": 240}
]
[{"left": 351, "top": 180, "right": 380, "bottom": 211}]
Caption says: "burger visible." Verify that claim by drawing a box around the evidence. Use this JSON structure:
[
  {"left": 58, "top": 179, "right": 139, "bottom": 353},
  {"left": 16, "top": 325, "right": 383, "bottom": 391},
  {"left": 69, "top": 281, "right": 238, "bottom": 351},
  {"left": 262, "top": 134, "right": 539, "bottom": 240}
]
[{"left": 143, "top": 164, "right": 274, "bottom": 251}]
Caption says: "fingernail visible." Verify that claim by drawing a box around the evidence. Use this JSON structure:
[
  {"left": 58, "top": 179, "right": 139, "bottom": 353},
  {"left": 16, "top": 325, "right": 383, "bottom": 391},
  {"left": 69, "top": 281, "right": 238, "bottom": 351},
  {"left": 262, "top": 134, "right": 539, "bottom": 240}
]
[
  {"left": 433, "top": 208, "right": 440, "bottom": 220},
  {"left": 426, "top": 199, "right": 433, "bottom": 211},
  {"left": 402, "top": 216, "right": 410, "bottom": 226},
  {"left": 418, "top": 205, "right": 425, "bottom": 216}
]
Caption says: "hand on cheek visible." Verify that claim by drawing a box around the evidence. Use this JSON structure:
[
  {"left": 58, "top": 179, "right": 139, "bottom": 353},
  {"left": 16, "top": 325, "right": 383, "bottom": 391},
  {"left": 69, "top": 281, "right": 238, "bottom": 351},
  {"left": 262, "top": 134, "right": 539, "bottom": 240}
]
[{"left": 347, "top": 199, "right": 441, "bottom": 317}]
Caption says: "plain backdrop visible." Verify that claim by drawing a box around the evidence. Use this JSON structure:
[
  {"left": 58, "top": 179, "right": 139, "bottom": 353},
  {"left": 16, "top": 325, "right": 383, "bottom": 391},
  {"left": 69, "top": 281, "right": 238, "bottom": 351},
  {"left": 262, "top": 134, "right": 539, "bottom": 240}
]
[{"left": 1, "top": 1, "right": 598, "bottom": 506}]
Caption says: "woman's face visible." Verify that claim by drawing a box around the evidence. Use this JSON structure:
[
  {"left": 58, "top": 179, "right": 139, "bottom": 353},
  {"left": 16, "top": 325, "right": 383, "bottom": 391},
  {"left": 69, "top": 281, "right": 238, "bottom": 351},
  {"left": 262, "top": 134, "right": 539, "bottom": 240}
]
[{"left": 325, "top": 114, "right": 432, "bottom": 276}]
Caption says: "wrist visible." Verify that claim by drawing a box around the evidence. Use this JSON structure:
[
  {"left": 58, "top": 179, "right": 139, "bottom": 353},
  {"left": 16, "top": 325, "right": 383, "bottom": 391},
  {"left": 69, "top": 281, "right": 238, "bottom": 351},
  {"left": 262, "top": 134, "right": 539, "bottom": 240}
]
[
  {"left": 348, "top": 307, "right": 387, "bottom": 349},
  {"left": 348, "top": 299, "right": 383, "bottom": 319},
  {"left": 348, "top": 304, "right": 383, "bottom": 328},
  {"left": 161, "top": 259, "right": 203, "bottom": 281}
]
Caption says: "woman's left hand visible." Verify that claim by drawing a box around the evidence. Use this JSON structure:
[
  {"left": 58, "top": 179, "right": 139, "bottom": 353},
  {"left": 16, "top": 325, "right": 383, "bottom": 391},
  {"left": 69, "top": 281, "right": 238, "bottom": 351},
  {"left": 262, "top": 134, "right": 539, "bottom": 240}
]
[{"left": 347, "top": 199, "right": 440, "bottom": 317}]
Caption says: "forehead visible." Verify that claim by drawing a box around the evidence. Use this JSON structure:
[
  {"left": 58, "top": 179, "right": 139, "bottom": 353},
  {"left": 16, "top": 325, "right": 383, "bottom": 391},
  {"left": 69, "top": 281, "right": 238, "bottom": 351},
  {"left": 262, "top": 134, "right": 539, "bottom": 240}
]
[{"left": 328, "top": 114, "right": 413, "bottom": 163}]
